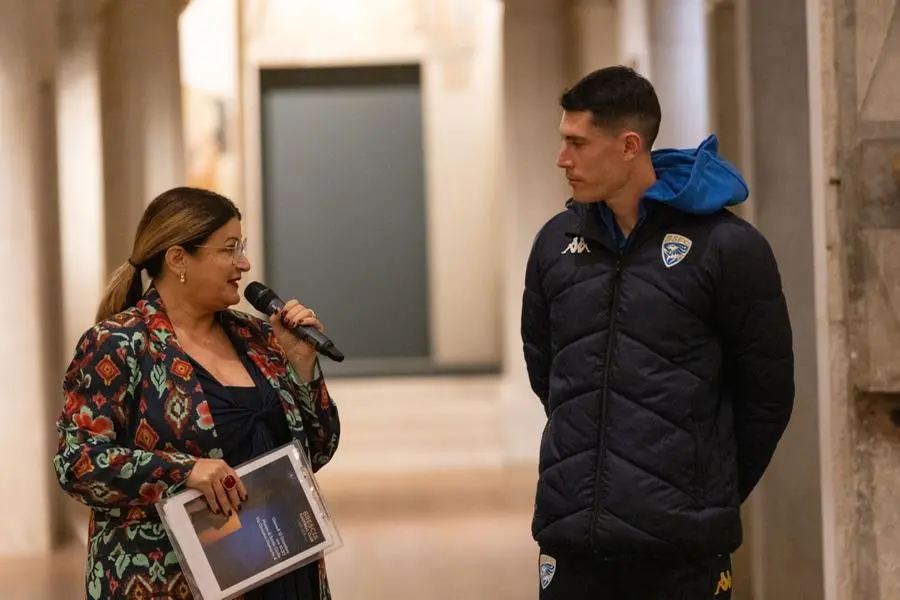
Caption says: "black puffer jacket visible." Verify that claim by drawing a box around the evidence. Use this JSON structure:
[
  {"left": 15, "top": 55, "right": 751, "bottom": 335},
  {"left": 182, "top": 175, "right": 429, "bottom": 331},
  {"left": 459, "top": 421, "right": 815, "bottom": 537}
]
[{"left": 522, "top": 145, "right": 794, "bottom": 560}]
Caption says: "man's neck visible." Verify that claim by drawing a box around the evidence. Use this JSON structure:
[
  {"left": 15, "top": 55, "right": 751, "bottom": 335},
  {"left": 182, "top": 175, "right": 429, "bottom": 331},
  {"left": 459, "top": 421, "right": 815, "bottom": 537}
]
[
  {"left": 604, "top": 196, "right": 642, "bottom": 237},
  {"left": 605, "top": 162, "right": 657, "bottom": 237}
]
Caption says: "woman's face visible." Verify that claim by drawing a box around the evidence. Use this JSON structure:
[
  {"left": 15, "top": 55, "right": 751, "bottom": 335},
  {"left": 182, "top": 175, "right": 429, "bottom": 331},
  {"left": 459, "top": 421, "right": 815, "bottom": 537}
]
[{"left": 180, "top": 218, "right": 251, "bottom": 311}]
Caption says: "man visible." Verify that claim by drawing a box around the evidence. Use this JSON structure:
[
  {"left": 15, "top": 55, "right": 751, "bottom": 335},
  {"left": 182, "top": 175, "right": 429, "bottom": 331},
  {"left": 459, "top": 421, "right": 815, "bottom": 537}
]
[{"left": 521, "top": 66, "right": 794, "bottom": 599}]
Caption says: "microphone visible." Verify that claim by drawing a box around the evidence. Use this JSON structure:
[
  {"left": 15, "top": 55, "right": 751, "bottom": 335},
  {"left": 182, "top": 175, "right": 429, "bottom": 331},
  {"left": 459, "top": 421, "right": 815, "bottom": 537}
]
[{"left": 244, "top": 281, "right": 345, "bottom": 363}]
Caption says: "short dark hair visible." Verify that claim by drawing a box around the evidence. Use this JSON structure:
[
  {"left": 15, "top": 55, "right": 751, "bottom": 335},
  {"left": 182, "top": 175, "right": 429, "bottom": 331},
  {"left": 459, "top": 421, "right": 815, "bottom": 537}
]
[{"left": 560, "top": 66, "right": 661, "bottom": 150}]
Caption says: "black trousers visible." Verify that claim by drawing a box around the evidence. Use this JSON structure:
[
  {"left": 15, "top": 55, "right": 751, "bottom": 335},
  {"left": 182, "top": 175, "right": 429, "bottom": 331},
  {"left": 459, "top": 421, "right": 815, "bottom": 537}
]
[{"left": 538, "top": 552, "right": 733, "bottom": 600}]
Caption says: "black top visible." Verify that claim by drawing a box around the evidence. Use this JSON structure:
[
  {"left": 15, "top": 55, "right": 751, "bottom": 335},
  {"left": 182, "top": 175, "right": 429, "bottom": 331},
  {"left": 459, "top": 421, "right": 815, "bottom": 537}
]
[
  {"left": 190, "top": 332, "right": 319, "bottom": 600},
  {"left": 522, "top": 200, "right": 794, "bottom": 559}
]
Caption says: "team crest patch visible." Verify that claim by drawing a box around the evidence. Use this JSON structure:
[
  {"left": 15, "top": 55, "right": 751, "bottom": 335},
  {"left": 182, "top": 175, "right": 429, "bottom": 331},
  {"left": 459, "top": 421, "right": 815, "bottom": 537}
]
[
  {"left": 661, "top": 233, "right": 693, "bottom": 268},
  {"left": 539, "top": 554, "right": 556, "bottom": 590}
]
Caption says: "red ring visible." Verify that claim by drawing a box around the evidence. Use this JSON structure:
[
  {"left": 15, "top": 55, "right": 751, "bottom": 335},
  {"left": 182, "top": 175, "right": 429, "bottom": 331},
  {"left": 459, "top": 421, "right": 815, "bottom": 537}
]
[{"left": 222, "top": 475, "right": 237, "bottom": 491}]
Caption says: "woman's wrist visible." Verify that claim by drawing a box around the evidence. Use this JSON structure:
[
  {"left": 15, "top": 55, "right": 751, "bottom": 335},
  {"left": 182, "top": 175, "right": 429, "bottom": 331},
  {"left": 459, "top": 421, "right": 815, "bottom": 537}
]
[{"left": 289, "top": 353, "right": 317, "bottom": 383}]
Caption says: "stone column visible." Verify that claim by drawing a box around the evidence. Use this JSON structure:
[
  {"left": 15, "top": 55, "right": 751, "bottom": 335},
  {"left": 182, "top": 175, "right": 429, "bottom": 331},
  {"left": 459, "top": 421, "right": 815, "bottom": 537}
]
[
  {"left": 0, "top": 0, "right": 60, "bottom": 556},
  {"left": 647, "top": 0, "right": 710, "bottom": 148},
  {"left": 500, "top": 0, "right": 573, "bottom": 464},
  {"left": 617, "top": 0, "right": 652, "bottom": 76},
  {"left": 740, "top": 0, "right": 826, "bottom": 597},
  {"left": 707, "top": 0, "right": 756, "bottom": 223},
  {"left": 569, "top": 0, "right": 619, "bottom": 76},
  {"left": 99, "top": 0, "right": 186, "bottom": 266},
  {"left": 55, "top": 0, "right": 110, "bottom": 546},
  {"left": 57, "top": 0, "right": 107, "bottom": 354}
]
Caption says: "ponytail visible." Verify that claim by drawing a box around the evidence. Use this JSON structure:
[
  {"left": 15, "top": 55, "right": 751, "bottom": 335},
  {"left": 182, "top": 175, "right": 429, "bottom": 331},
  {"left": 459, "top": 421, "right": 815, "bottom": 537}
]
[
  {"left": 94, "top": 261, "right": 144, "bottom": 323},
  {"left": 92, "top": 187, "right": 242, "bottom": 323}
]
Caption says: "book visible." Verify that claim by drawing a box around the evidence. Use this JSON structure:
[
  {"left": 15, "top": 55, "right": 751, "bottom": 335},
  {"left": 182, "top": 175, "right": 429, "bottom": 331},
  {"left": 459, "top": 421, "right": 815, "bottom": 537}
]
[{"left": 157, "top": 441, "right": 341, "bottom": 600}]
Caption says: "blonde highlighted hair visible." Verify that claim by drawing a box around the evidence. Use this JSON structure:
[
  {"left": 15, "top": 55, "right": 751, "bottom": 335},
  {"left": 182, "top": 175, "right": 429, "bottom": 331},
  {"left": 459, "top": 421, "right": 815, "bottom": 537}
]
[{"left": 95, "top": 187, "right": 241, "bottom": 322}]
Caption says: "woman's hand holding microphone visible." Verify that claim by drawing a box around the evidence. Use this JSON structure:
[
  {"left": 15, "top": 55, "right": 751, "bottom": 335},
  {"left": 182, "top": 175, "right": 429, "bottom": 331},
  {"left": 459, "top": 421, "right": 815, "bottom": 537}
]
[{"left": 268, "top": 299, "right": 326, "bottom": 382}]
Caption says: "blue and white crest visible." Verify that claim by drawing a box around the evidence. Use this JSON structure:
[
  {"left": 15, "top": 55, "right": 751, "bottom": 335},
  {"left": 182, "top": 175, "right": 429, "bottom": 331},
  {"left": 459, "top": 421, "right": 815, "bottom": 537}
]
[
  {"left": 539, "top": 554, "right": 557, "bottom": 590},
  {"left": 661, "top": 233, "right": 693, "bottom": 268}
]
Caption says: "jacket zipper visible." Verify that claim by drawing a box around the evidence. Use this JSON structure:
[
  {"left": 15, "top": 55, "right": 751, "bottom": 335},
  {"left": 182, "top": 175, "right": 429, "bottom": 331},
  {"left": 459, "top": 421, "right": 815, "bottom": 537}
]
[{"left": 590, "top": 255, "right": 622, "bottom": 553}]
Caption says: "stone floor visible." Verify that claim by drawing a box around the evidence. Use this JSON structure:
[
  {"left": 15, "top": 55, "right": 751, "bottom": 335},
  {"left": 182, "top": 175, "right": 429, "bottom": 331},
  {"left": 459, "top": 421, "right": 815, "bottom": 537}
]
[{"left": 0, "top": 468, "right": 539, "bottom": 600}]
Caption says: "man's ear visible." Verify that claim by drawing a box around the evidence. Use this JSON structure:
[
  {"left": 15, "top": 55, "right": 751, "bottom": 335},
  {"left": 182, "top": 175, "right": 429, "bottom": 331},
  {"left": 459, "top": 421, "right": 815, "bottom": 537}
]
[{"left": 622, "top": 131, "right": 643, "bottom": 159}]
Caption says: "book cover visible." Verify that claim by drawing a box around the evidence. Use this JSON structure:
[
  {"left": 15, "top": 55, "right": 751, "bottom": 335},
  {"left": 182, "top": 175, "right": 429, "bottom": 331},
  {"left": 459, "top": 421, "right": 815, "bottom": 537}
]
[{"left": 184, "top": 454, "right": 326, "bottom": 590}]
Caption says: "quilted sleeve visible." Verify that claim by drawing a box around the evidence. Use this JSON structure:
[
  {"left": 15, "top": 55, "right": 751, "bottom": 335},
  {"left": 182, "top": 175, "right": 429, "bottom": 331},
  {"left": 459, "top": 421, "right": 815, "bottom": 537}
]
[
  {"left": 53, "top": 326, "right": 197, "bottom": 511},
  {"left": 714, "top": 221, "right": 795, "bottom": 502},
  {"left": 287, "top": 359, "right": 340, "bottom": 472},
  {"left": 522, "top": 234, "right": 552, "bottom": 415}
]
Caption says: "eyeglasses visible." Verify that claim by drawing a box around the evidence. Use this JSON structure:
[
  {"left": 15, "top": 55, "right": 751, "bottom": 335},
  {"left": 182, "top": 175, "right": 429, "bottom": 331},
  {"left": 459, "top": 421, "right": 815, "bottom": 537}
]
[{"left": 196, "top": 237, "right": 248, "bottom": 264}]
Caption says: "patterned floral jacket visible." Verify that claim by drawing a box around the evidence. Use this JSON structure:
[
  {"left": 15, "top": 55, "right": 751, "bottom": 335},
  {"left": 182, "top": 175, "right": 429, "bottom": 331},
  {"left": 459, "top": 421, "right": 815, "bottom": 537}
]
[{"left": 53, "top": 287, "right": 341, "bottom": 600}]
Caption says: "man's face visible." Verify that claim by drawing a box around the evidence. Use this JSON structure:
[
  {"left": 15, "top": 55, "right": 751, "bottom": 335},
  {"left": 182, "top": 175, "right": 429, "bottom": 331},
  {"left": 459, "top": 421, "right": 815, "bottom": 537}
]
[{"left": 556, "top": 111, "right": 631, "bottom": 204}]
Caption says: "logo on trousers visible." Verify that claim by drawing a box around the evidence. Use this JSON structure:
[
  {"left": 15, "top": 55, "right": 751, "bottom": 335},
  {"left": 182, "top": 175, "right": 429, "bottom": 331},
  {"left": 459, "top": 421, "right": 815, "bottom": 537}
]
[
  {"left": 715, "top": 569, "right": 732, "bottom": 595},
  {"left": 539, "top": 554, "right": 556, "bottom": 590}
]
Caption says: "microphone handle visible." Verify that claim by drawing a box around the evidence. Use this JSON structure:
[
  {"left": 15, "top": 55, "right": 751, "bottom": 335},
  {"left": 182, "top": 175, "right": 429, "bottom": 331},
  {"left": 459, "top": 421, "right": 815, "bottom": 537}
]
[{"left": 264, "top": 298, "right": 345, "bottom": 362}]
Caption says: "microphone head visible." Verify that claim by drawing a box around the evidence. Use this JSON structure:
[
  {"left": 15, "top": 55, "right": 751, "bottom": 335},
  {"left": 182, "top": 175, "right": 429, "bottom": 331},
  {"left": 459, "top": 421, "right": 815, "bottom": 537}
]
[{"left": 244, "top": 281, "right": 282, "bottom": 315}]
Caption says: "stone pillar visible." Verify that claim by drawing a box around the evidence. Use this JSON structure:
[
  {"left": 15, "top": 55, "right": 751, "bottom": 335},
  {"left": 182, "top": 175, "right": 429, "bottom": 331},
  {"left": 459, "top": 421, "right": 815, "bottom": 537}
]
[
  {"left": 57, "top": 0, "right": 107, "bottom": 354},
  {"left": 569, "top": 0, "right": 619, "bottom": 76},
  {"left": 99, "top": 0, "right": 185, "bottom": 266},
  {"left": 0, "top": 0, "right": 60, "bottom": 556},
  {"left": 647, "top": 0, "right": 710, "bottom": 148},
  {"left": 617, "top": 0, "right": 652, "bottom": 76},
  {"left": 740, "top": 0, "right": 826, "bottom": 597},
  {"left": 707, "top": 0, "right": 740, "bottom": 164},
  {"left": 500, "top": 0, "right": 573, "bottom": 464},
  {"left": 55, "top": 0, "right": 110, "bottom": 546},
  {"left": 707, "top": 0, "right": 756, "bottom": 223},
  {"left": 816, "top": 0, "right": 900, "bottom": 598}
]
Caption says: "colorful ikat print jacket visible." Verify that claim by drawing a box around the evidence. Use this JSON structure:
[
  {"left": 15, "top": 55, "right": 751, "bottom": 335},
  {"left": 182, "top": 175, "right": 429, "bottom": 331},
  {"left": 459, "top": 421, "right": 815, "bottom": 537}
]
[{"left": 53, "top": 287, "right": 340, "bottom": 600}]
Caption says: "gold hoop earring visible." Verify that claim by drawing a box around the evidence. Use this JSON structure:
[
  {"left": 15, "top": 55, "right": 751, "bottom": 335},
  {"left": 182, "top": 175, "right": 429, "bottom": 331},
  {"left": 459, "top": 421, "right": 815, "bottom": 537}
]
[{"left": 179, "top": 271, "right": 186, "bottom": 284}]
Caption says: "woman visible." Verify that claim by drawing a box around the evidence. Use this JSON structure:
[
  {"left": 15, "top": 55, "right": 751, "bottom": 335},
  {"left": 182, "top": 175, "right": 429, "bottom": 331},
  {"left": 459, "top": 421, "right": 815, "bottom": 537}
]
[{"left": 53, "top": 187, "right": 340, "bottom": 600}]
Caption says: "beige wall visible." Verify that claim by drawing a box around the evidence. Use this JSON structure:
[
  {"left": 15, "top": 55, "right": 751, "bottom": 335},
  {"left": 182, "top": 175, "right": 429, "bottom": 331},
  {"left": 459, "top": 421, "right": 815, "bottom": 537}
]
[{"left": 239, "top": 0, "right": 503, "bottom": 368}]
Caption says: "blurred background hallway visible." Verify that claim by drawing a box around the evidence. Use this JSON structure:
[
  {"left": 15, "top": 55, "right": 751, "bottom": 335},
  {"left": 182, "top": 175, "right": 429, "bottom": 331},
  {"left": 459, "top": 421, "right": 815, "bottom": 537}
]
[
  {"left": 2, "top": 0, "right": 900, "bottom": 598},
  {"left": 0, "top": 470, "right": 538, "bottom": 600}
]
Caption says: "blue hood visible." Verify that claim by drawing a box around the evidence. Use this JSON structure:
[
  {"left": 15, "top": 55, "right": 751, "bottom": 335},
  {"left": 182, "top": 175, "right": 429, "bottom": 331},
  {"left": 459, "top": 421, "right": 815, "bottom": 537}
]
[{"left": 644, "top": 134, "right": 748, "bottom": 214}]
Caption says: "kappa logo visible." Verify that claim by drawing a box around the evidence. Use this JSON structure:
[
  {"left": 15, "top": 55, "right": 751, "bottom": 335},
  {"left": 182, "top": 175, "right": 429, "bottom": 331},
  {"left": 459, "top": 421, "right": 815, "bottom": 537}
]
[
  {"left": 562, "top": 236, "right": 591, "bottom": 254},
  {"left": 661, "top": 233, "right": 693, "bottom": 268},
  {"left": 714, "top": 569, "right": 733, "bottom": 596},
  {"left": 539, "top": 554, "right": 557, "bottom": 590}
]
